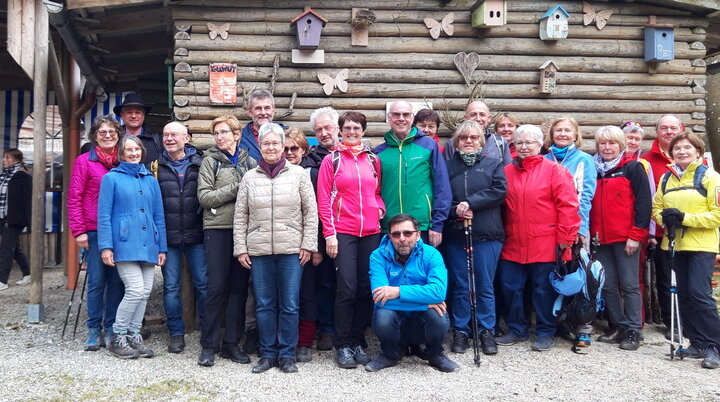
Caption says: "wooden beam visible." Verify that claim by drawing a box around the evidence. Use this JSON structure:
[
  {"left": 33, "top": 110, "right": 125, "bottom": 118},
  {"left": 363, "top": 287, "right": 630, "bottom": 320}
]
[{"left": 67, "top": 0, "right": 160, "bottom": 10}]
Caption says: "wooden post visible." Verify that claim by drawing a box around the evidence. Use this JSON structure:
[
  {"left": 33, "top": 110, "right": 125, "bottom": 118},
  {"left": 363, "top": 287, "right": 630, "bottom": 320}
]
[
  {"left": 706, "top": 73, "right": 720, "bottom": 173},
  {"left": 28, "top": 0, "right": 48, "bottom": 323}
]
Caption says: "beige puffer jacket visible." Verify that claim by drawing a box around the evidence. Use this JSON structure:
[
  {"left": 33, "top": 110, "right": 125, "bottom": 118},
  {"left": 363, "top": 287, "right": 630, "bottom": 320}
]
[{"left": 233, "top": 162, "right": 318, "bottom": 256}]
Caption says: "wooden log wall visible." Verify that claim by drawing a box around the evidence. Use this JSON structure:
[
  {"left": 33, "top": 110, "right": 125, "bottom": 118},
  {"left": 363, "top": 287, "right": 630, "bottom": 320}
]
[{"left": 170, "top": 0, "right": 709, "bottom": 151}]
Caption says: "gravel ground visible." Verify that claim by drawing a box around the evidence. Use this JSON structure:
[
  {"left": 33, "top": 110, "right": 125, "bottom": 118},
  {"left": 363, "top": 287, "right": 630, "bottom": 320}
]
[{"left": 0, "top": 267, "right": 718, "bottom": 402}]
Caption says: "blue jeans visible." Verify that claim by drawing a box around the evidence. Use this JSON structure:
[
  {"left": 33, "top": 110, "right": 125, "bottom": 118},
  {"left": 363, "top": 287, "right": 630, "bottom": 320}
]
[
  {"left": 372, "top": 308, "right": 450, "bottom": 361},
  {"left": 498, "top": 260, "right": 558, "bottom": 338},
  {"left": 85, "top": 231, "right": 124, "bottom": 332},
  {"left": 445, "top": 239, "right": 502, "bottom": 334},
  {"left": 251, "top": 254, "right": 303, "bottom": 359},
  {"left": 163, "top": 243, "right": 208, "bottom": 336},
  {"left": 113, "top": 262, "right": 155, "bottom": 334}
]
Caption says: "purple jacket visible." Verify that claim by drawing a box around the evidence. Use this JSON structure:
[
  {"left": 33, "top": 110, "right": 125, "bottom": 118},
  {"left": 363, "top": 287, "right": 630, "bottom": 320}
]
[{"left": 68, "top": 147, "right": 113, "bottom": 237}]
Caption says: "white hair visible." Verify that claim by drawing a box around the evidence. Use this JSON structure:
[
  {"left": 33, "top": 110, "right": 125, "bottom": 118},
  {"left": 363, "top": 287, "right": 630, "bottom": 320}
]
[
  {"left": 309, "top": 107, "right": 339, "bottom": 129},
  {"left": 258, "top": 122, "right": 285, "bottom": 144},
  {"left": 513, "top": 124, "right": 544, "bottom": 144}
]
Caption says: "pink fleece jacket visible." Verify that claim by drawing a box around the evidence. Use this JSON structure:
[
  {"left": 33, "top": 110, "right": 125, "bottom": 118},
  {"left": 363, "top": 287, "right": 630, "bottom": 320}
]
[{"left": 67, "top": 150, "right": 113, "bottom": 237}]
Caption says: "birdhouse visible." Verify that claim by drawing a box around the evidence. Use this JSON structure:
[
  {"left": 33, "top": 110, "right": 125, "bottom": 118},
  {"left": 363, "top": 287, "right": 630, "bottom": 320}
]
[
  {"left": 539, "top": 5, "right": 569, "bottom": 40},
  {"left": 470, "top": 0, "right": 506, "bottom": 28},
  {"left": 290, "top": 8, "right": 328, "bottom": 50},
  {"left": 539, "top": 61, "right": 559, "bottom": 94},
  {"left": 644, "top": 24, "right": 675, "bottom": 62}
]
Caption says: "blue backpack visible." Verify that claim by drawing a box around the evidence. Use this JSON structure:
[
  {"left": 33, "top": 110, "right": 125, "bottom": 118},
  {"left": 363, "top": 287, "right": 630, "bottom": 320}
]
[{"left": 551, "top": 246, "right": 605, "bottom": 327}]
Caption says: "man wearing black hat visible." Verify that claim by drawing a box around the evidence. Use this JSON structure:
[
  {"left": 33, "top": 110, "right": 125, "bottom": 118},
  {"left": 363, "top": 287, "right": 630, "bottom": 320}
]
[{"left": 113, "top": 93, "right": 160, "bottom": 165}]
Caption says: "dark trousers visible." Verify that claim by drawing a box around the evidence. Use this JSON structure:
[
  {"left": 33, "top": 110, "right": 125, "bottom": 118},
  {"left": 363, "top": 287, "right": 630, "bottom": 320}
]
[
  {"left": 498, "top": 260, "right": 558, "bottom": 338},
  {"left": 0, "top": 221, "right": 30, "bottom": 284},
  {"left": 672, "top": 251, "right": 720, "bottom": 349},
  {"left": 654, "top": 248, "right": 672, "bottom": 328},
  {"left": 372, "top": 308, "right": 450, "bottom": 361},
  {"left": 315, "top": 253, "right": 336, "bottom": 335},
  {"left": 333, "top": 233, "right": 381, "bottom": 349},
  {"left": 201, "top": 229, "right": 249, "bottom": 350}
]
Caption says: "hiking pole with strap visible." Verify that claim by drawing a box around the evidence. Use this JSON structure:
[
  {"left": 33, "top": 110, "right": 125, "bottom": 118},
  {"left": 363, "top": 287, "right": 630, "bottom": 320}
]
[
  {"left": 666, "top": 220, "right": 686, "bottom": 359},
  {"left": 72, "top": 251, "right": 90, "bottom": 339},
  {"left": 62, "top": 250, "right": 86, "bottom": 340},
  {"left": 464, "top": 219, "right": 481, "bottom": 366}
]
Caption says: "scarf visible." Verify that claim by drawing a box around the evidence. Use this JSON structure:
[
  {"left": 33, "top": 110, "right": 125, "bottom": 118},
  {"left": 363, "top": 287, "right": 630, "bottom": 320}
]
[
  {"left": 222, "top": 145, "right": 241, "bottom": 165},
  {"left": 259, "top": 156, "right": 286, "bottom": 179},
  {"left": 336, "top": 142, "right": 365, "bottom": 157},
  {"left": 95, "top": 146, "right": 119, "bottom": 170},
  {"left": 458, "top": 149, "right": 480, "bottom": 167},
  {"left": 0, "top": 163, "right": 21, "bottom": 219},
  {"left": 672, "top": 163, "right": 687, "bottom": 178},
  {"left": 549, "top": 144, "right": 574, "bottom": 161},
  {"left": 593, "top": 151, "right": 625, "bottom": 177}
]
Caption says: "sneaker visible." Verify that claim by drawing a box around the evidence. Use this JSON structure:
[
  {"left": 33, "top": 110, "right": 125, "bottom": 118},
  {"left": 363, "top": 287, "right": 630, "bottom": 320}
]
[
  {"left": 365, "top": 353, "right": 398, "bottom": 372},
  {"left": 252, "top": 357, "right": 277, "bottom": 374},
  {"left": 352, "top": 345, "right": 371, "bottom": 365},
  {"left": 296, "top": 346, "right": 313, "bottom": 363},
  {"left": 317, "top": 333, "right": 334, "bottom": 350},
  {"left": 619, "top": 329, "right": 641, "bottom": 351},
  {"left": 702, "top": 346, "right": 720, "bottom": 369},
  {"left": 243, "top": 328, "right": 259, "bottom": 355},
  {"left": 480, "top": 330, "right": 498, "bottom": 355},
  {"left": 107, "top": 333, "right": 140, "bottom": 359},
  {"left": 451, "top": 331, "right": 469, "bottom": 354},
  {"left": 679, "top": 343, "right": 706, "bottom": 359},
  {"left": 84, "top": 328, "right": 102, "bottom": 352},
  {"left": 221, "top": 342, "right": 251, "bottom": 364},
  {"left": 531, "top": 336, "right": 556, "bottom": 351},
  {"left": 168, "top": 335, "right": 185, "bottom": 354},
  {"left": 198, "top": 348, "right": 215, "bottom": 367},
  {"left": 0, "top": 282, "right": 8, "bottom": 291},
  {"left": 128, "top": 331, "right": 155, "bottom": 358},
  {"left": 495, "top": 332, "right": 530, "bottom": 346},
  {"left": 15, "top": 275, "right": 30, "bottom": 286},
  {"left": 427, "top": 352, "right": 460, "bottom": 373},
  {"left": 597, "top": 327, "right": 624, "bottom": 344},
  {"left": 279, "top": 358, "right": 298, "bottom": 373},
  {"left": 336, "top": 347, "right": 357, "bottom": 369},
  {"left": 574, "top": 332, "right": 592, "bottom": 348}
]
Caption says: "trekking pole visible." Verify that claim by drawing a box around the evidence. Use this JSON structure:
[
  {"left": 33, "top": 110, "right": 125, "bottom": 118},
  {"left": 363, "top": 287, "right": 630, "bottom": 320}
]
[
  {"left": 72, "top": 253, "right": 90, "bottom": 339},
  {"left": 464, "top": 219, "right": 481, "bottom": 366},
  {"left": 666, "top": 222, "right": 685, "bottom": 359},
  {"left": 61, "top": 250, "right": 86, "bottom": 340}
]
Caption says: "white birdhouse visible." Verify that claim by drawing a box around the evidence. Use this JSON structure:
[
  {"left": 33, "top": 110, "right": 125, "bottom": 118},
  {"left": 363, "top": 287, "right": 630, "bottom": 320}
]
[{"left": 539, "top": 5, "right": 569, "bottom": 40}]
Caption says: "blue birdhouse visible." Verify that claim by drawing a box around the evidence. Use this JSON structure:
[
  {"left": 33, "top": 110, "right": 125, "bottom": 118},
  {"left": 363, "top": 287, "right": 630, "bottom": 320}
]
[
  {"left": 644, "top": 24, "right": 674, "bottom": 62},
  {"left": 290, "top": 8, "right": 328, "bottom": 50},
  {"left": 539, "top": 5, "right": 570, "bottom": 40}
]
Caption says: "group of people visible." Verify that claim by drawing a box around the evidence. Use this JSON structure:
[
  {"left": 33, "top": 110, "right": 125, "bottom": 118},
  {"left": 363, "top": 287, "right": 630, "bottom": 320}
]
[{"left": 65, "top": 90, "right": 720, "bottom": 373}]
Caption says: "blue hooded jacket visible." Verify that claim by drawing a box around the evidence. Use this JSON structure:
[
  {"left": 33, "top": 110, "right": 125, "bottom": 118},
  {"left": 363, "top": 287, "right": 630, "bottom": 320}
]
[
  {"left": 369, "top": 235, "right": 447, "bottom": 311},
  {"left": 239, "top": 122, "right": 288, "bottom": 162}
]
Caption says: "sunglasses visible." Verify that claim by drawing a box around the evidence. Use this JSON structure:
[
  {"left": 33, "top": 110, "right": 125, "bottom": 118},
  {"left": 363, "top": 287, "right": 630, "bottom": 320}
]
[
  {"left": 284, "top": 146, "right": 301, "bottom": 153},
  {"left": 389, "top": 230, "right": 418, "bottom": 239}
]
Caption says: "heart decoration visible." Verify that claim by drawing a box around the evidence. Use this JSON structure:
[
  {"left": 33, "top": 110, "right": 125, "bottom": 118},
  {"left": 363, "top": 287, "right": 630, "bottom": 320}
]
[{"left": 454, "top": 52, "right": 480, "bottom": 87}]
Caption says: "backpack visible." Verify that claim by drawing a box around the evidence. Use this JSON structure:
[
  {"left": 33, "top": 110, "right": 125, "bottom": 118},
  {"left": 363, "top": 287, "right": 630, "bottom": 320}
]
[
  {"left": 660, "top": 164, "right": 708, "bottom": 197},
  {"left": 329, "top": 149, "right": 378, "bottom": 201},
  {"left": 551, "top": 245, "right": 605, "bottom": 328}
]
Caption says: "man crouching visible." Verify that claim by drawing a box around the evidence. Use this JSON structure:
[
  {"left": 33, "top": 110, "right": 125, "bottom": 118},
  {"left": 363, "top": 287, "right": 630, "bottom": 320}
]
[{"left": 366, "top": 214, "right": 459, "bottom": 373}]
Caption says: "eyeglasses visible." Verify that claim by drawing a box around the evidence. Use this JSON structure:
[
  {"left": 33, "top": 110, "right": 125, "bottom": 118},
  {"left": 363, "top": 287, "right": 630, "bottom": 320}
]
[
  {"left": 342, "top": 126, "right": 363, "bottom": 132},
  {"left": 213, "top": 129, "right": 234, "bottom": 137},
  {"left": 162, "top": 132, "right": 185, "bottom": 139},
  {"left": 261, "top": 141, "right": 282, "bottom": 149},
  {"left": 389, "top": 230, "right": 418, "bottom": 239},
  {"left": 97, "top": 129, "right": 117, "bottom": 137},
  {"left": 515, "top": 141, "right": 538, "bottom": 148},
  {"left": 388, "top": 112, "right": 413, "bottom": 120},
  {"left": 457, "top": 134, "right": 481, "bottom": 143},
  {"left": 284, "top": 146, "right": 301, "bottom": 153}
]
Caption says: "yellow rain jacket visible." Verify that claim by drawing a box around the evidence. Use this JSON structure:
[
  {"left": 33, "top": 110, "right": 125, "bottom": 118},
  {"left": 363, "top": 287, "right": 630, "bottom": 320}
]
[{"left": 652, "top": 160, "right": 720, "bottom": 253}]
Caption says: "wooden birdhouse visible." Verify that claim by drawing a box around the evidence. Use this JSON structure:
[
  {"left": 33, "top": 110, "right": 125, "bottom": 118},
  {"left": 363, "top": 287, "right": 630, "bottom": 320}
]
[
  {"left": 539, "top": 5, "right": 569, "bottom": 40},
  {"left": 644, "top": 22, "right": 674, "bottom": 62},
  {"left": 470, "top": 0, "right": 506, "bottom": 28},
  {"left": 290, "top": 8, "right": 328, "bottom": 49},
  {"left": 539, "top": 60, "right": 559, "bottom": 94}
]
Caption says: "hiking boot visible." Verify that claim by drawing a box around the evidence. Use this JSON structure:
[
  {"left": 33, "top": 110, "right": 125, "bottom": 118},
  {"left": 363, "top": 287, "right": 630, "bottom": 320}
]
[
  {"left": 664, "top": 327, "right": 680, "bottom": 341},
  {"left": 252, "top": 357, "right": 277, "bottom": 374},
  {"left": 679, "top": 343, "right": 706, "bottom": 359},
  {"left": 702, "top": 346, "right": 720, "bottom": 369},
  {"left": 107, "top": 333, "right": 140, "bottom": 359},
  {"left": 243, "top": 328, "right": 259, "bottom": 355},
  {"left": 365, "top": 354, "right": 398, "bottom": 372},
  {"left": 198, "top": 348, "right": 215, "bottom": 367},
  {"left": 574, "top": 332, "right": 591, "bottom": 348},
  {"left": 597, "top": 327, "right": 624, "bottom": 344},
  {"left": 495, "top": 332, "right": 529, "bottom": 346},
  {"left": 128, "top": 331, "right": 155, "bottom": 358},
  {"left": 168, "top": 335, "right": 185, "bottom": 354},
  {"left": 531, "top": 336, "right": 556, "bottom": 352},
  {"left": 0, "top": 282, "right": 8, "bottom": 291},
  {"left": 317, "top": 333, "right": 333, "bottom": 350},
  {"left": 409, "top": 344, "right": 430, "bottom": 360},
  {"left": 427, "top": 352, "right": 460, "bottom": 373},
  {"left": 352, "top": 345, "right": 371, "bottom": 365},
  {"left": 619, "top": 330, "right": 641, "bottom": 351},
  {"left": 84, "top": 328, "right": 102, "bottom": 352},
  {"left": 336, "top": 347, "right": 357, "bottom": 369},
  {"left": 296, "top": 346, "right": 313, "bottom": 363},
  {"left": 15, "top": 275, "right": 30, "bottom": 286},
  {"left": 480, "top": 330, "right": 498, "bottom": 355},
  {"left": 221, "top": 342, "right": 251, "bottom": 364},
  {"left": 103, "top": 328, "right": 113, "bottom": 348},
  {"left": 279, "top": 358, "right": 298, "bottom": 373},
  {"left": 451, "top": 331, "right": 469, "bottom": 354}
]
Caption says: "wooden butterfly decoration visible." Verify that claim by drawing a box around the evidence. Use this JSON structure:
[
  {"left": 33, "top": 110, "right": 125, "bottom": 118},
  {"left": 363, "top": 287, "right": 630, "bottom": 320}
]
[
  {"left": 582, "top": 2, "right": 612, "bottom": 30},
  {"left": 423, "top": 12, "right": 454, "bottom": 40},
  {"left": 317, "top": 69, "right": 349, "bottom": 96},
  {"left": 207, "top": 22, "right": 230, "bottom": 40}
]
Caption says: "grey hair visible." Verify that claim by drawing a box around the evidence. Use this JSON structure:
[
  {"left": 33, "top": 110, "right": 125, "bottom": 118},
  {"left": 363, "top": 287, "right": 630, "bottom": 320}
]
[
  {"left": 309, "top": 107, "right": 339, "bottom": 129},
  {"left": 513, "top": 124, "right": 544, "bottom": 145},
  {"left": 622, "top": 125, "right": 645, "bottom": 137},
  {"left": 453, "top": 120, "right": 486, "bottom": 148},
  {"left": 118, "top": 134, "right": 146, "bottom": 161},
  {"left": 248, "top": 89, "right": 274, "bottom": 109},
  {"left": 258, "top": 122, "right": 285, "bottom": 144}
]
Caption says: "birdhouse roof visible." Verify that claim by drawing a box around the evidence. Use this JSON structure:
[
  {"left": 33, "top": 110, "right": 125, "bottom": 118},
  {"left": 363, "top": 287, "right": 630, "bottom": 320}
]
[
  {"left": 539, "top": 60, "right": 559, "bottom": 70},
  {"left": 540, "top": 5, "right": 570, "bottom": 19},
  {"left": 290, "top": 8, "right": 328, "bottom": 27},
  {"left": 470, "top": 0, "right": 500, "bottom": 11}
]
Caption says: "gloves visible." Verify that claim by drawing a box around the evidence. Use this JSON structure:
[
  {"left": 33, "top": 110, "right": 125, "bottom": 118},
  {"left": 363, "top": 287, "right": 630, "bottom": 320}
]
[{"left": 660, "top": 208, "right": 685, "bottom": 239}]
